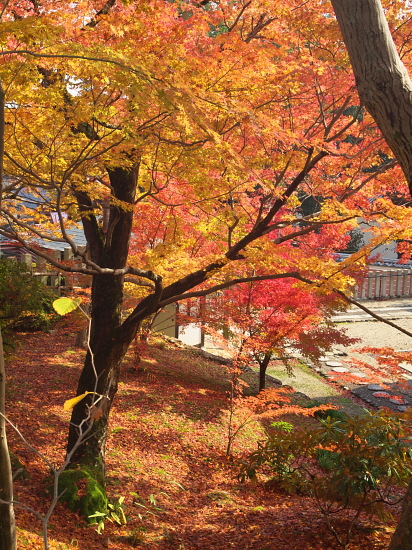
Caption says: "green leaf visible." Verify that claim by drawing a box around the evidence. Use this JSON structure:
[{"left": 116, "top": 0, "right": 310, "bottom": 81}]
[
  {"left": 53, "top": 297, "right": 82, "bottom": 315},
  {"left": 88, "top": 511, "right": 106, "bottom": 519},
  {"left": 119, "top": 508, "right": 127, "bottom": 524},
  {"left": 110, "top": 512, "right": 121, "bottom": 524}
]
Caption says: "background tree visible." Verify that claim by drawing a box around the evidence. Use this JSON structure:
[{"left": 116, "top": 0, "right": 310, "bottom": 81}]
[{"left": 187, "top": 275, "right": 356, "bottom": 391}]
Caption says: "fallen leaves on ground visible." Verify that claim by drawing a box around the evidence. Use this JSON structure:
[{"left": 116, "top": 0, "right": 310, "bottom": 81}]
[{"left": 5, "top": 325, "right": 399, "bottom": 549}]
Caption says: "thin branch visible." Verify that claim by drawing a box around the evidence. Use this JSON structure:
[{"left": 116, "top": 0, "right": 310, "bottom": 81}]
[
  {"left": 0, "top": 50, "right": 156, "bottom": 82},
  {"left": 336, "top": 291, "right": 412, "bottom": 338},
  {"left": 227, "top": 1, "right": 252, "bottom": 33}
]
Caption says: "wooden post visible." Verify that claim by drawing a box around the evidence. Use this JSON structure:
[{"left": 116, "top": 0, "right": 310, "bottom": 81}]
[
  {"left": 20, "top": 253, "right": 32, "bottom": 268},
  {"left": 49, "top": 250, "right": 61, "bottom": 294}
]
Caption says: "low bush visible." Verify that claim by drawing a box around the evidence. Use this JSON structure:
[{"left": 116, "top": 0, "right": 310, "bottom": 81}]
[{"left": 239, "top": 410, "right": 412, "bottom": 546}]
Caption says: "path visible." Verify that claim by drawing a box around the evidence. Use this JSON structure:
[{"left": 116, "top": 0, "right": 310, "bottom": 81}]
[
  {"left": 203, "top": 297, "right": 412, "bottom": 413},
  {"left": 321, "top": 298, "right": 412, "bottom": 411}
]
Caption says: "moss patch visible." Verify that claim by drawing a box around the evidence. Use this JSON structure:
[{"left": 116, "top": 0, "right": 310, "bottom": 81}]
[{"left": 56, "top": 467, "right": 107, "bottom": 522}]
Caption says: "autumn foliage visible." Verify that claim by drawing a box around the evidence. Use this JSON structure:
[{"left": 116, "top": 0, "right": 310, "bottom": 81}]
[{"left": 1, "top": 0, "right": 412, "bottom": 542}]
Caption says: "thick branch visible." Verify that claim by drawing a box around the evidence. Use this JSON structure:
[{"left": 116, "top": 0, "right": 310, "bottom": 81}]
[
  {"left": 157, "top": 272, "right": 312, "bottom": 308},
  {"left": 335, "top": 291, "right": 412, "bottom": 338},
  {"left": 121, "top": 149, "right": 328, "bottom": 330}
]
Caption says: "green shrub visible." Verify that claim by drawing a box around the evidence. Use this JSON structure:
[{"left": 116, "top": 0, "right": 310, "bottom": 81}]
[
  {"left": 0, "top": 259, "right": 56, "bottom": 336},
  {"left": 56, "top": 467, "right": 107, "bottom": 521},
  {"left": 239, "top": 410, "right": 412, "bottom": 546}
]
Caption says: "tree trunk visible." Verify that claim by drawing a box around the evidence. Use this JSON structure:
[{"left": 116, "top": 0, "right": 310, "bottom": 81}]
[
  {"left": 0, "top": 328, "right": 17, "bottom": 550},
  {"left": 75, "top": 303, "right": 90, "bottom": 349},
  {"left": 66, "top": 273, "right": 138, "bottom": 469},
  {"left": 388, "top": 480, "right": 412, "bottom": 550},
  {"left": 258, "top": 353, "right": 271, "bottom": 392},
  {"left": 330, "top": 2, "right": 412, "bottom": 547},
  {"left": 67, "top": 165, "right": 139, "bottom": 473},
  {"left": 330, "top": 0, "right": 412, "bottom": 191}
]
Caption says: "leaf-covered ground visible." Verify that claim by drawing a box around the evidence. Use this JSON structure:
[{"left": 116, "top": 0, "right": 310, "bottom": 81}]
[{"left": 5, "top": 324, "right": 400, "bottom": 550}]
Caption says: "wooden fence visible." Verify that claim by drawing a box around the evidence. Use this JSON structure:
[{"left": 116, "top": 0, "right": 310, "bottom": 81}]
[
  {"left": 354, "top": 269, "right": 412, "bottom": 300},
  {"left": 8, "top": 248, "right": 412, "bottom": 302}
]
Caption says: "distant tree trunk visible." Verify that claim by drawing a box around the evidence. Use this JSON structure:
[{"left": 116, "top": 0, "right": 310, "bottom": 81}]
[
  {"left": 330, "top": 2, "right": 412, "bottom": 547},
  {"left": 257, "top": 352, "right": 271, "bottom": 392},
  {"left": 331, "top": 0, "right": 412, "bottom": 191},
  {"left": 0, "top": 328, "right": 17, "bottom": 550}
]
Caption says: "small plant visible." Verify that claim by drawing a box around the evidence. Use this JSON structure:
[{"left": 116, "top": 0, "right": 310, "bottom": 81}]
[
  {"left": 127, "top": 525, "right": 147, "bottom": 547},
  {"left": 270, "top": 420, "right": 294, "bottom": 433},
  {"left": 223, "top": 359, "right": 327, "bottom": 456},
  {"left": 131, "top": 492, "right": 165, "bottom": 520},
  {"left": 239, "top": 410, "right": 412, "bottom": 547},
  {"left": 88, "top": 496, "right": 127, "bottom": 534}
]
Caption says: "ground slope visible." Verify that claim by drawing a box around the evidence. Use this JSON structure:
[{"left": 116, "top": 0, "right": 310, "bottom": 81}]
[{"left": 4, "top": 324, "right": 399, "bottom": 550}]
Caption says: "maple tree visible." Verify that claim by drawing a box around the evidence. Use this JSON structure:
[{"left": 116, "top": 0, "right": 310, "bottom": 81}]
[
  {"left": 186, "top": 276, "right": 356, "bottom": 391},
  {"left": 0, "top": 0, "right": 411, "bottom": 493}
]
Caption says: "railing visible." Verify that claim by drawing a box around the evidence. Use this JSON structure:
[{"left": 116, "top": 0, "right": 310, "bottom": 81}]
[{"left": 354, "top": 269, "right": 412, "bottom": 300}]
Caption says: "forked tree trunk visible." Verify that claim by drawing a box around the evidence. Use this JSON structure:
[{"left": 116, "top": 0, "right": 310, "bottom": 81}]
[
  {"left": 0, "top": 328, "right": 17, "bottom": 550},
  {"left": 66, "top": 166, "right": 140, "bottom": 473}
]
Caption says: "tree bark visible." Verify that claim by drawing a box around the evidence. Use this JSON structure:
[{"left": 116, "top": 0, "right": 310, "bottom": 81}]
[
  {"left": 388, "top": 480, "right": 412, "bottom": 550},
  {"left": 330, "top": 0, "right": 412, "bottom": 192},
  {"left": 0, "top": 328, "right": 17, "bottom": 550}
]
